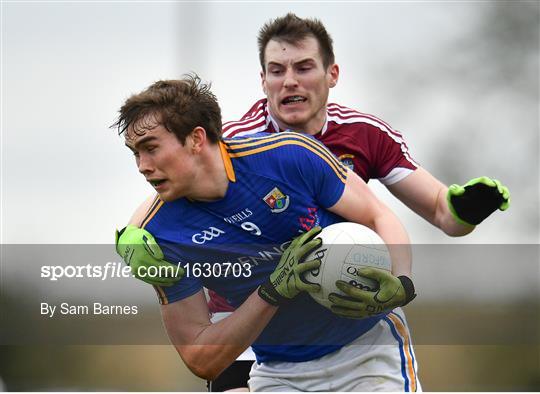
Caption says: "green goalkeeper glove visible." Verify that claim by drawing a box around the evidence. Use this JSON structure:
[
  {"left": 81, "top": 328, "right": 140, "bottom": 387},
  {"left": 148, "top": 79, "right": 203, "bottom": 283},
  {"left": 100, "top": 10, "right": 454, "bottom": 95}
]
[
  {"left": 447, "top": 176, "right": 510, "bottom": 226},
  {"left": 258, "top": 227, "right": 323, "bottom": 306},
  {"left": 115, "top": 225, "right": 184, "bottom": 286},
  {"left": 328, "top": 268, "right": 416, "bottom": 319}
]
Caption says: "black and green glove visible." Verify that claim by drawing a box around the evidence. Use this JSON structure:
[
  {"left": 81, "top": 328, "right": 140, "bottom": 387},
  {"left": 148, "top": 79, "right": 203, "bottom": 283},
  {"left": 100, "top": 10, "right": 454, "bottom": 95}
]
[
  {"left": 328, "top": 267, "right": 416, "bottom": 319},
  {"left": 258, "top": 227, "right": 323, "bottom": 306},
  {"left": 447, "top": 176, "right": 510, "bottom": 226},
  {"left": 115, "top": 225, "right": 184, "bottom": 286}
]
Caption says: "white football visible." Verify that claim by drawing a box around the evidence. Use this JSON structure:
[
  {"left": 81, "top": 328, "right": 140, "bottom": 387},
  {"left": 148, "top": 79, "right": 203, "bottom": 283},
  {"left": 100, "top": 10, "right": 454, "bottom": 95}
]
[{"left": 303, "top": 222, "right": 392, "bottom": 309}]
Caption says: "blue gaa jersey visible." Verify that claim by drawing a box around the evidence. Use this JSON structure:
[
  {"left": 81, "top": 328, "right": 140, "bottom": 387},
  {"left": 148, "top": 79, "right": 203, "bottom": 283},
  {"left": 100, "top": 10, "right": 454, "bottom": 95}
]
[{"left": 142, "top": 132, "right": 385, "bottom": 363}]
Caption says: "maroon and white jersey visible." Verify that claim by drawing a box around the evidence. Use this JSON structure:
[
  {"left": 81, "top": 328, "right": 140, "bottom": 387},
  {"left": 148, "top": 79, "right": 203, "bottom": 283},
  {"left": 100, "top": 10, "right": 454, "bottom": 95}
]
[{"left": 223, "top": 98, "right": 418, "bottom": 185}]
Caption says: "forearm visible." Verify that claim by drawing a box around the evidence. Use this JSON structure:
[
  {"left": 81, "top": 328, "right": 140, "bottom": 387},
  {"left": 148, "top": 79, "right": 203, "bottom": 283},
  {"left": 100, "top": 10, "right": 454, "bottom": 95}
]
[
  {"left": 371, "top": 207, "right": 412, "bottom": 278},
  {"left": 433, "top": 185, "right": 475, "bottom": 236},
  {"left": 162, "top": 290, "right": 277, "bottom": 380},
  {"left": 388, "top": 168, "right": 474, "bottom": 237}
]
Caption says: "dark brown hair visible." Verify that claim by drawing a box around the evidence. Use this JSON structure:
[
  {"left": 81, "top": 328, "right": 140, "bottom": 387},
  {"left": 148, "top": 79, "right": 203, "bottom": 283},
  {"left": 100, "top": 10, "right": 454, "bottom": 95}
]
[
  {"left": 112, "top": 73, "right": 222, "bottom": 144},
  {"left": 258, "top": 13, "right": 335, "bottom": 71}
]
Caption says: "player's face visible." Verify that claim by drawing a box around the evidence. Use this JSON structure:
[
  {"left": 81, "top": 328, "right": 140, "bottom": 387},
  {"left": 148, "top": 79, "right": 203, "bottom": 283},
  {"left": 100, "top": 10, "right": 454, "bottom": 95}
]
[
  {"left": 261, "top": 36, "right": 339, "bottom": 134},
  {"left": 125, "top": 122, "right": 195, "bottom": 202}
]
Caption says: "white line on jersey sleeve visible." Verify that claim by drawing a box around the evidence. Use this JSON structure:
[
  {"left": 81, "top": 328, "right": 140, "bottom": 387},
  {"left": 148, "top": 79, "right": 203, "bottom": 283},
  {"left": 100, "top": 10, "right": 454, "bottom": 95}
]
[{"left": 378, "top": 167, "right": 415, "bottom": 185}]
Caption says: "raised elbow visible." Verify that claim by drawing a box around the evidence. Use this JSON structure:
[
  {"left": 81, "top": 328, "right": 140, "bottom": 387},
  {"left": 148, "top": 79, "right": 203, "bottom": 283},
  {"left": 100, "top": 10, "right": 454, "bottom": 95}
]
[{"left": 187, "top": 363, "right": 221, "bottom": 381}]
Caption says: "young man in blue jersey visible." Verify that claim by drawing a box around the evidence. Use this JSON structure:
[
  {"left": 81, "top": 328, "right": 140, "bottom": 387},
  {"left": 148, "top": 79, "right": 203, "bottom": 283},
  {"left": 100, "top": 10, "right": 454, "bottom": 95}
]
[
  {"left": 114, "top": 75, "right": 419, "bottom": 391},
  {"left": 117, "top": 13, "right": 510, "bottom": 391}
]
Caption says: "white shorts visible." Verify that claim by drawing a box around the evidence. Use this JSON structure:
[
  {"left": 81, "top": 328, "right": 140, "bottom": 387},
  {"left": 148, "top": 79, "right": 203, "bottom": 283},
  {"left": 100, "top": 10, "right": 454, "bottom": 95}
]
[{"left": 248, "top": 308, "right": 420, "bottom": 392}]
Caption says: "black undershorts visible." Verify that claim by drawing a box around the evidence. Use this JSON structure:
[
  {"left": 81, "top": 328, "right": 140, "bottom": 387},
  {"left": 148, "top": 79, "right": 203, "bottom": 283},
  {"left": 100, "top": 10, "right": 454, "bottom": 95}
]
[{"left": 207, "top": 360, "right": 253, "bottom": 392}]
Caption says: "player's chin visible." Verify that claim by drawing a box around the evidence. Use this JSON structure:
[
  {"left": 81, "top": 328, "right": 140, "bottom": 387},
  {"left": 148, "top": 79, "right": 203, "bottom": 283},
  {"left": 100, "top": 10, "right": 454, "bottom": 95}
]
[
  {"left": 279, "top": 111, "right": 310, "bottom": 127},
  {"left": 153, "top": 181, "right": 182, "bottom": 201},
  {"left": 156, "top": 189, "right": 177, "bottom": 202}
]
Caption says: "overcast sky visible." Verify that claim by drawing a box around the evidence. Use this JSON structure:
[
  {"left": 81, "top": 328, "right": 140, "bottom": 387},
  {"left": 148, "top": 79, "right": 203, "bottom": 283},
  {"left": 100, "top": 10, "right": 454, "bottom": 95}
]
[{"left": 2, "top": 1, "right": 538, "bottom": 246}]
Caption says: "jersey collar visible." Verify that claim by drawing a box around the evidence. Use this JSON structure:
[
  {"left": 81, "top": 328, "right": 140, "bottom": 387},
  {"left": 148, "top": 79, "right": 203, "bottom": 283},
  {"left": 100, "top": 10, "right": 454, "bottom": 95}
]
[{"left": 218, "top": 141, "right": 236, "bottom": 182}]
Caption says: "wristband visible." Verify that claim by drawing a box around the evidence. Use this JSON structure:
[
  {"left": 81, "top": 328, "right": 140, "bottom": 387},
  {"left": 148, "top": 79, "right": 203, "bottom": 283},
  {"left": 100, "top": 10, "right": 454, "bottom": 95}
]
[
  {"left": 398, "top": 276, "right": 416, "bottom": 306},
  {"left": 258, "top": 281, "right": 289, "bottom": 307}
]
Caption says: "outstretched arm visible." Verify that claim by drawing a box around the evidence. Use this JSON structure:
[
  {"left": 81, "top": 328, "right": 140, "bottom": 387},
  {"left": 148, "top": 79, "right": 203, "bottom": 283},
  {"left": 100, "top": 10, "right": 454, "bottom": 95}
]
[
  {"left": 387, "top": 168, "right": 474, "bottom": 236},
  {"left": 387, "top": 168, "right": 510, "bottom": 236}
]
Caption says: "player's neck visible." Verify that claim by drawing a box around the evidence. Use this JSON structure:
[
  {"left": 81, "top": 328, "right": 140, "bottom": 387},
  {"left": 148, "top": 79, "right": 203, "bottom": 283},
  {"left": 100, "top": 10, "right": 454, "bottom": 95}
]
[{"left": 189, "top": 144, "right": 229, "bottom": 202}]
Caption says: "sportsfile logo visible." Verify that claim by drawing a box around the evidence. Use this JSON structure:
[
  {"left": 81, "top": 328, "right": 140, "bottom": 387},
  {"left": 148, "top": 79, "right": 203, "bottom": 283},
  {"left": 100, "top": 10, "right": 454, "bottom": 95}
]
[
  {"left": 191, "top": 227, "right": 225, "bottom": 244},
  {"left": 40, "top": 262, "right": 182, "bottom": 281}
]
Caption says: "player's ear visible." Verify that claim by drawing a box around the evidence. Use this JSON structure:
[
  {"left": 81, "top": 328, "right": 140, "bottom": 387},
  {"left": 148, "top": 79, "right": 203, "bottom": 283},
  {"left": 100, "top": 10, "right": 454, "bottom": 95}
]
[
  {"left": 328, "top": 63, "right": 339, "bottom": 88},
  {"left": 260, "top": 70, "right": 268, "bottom": 95},
  {"left": 189, "top": 127, "right": 206, "bottom": 153}
]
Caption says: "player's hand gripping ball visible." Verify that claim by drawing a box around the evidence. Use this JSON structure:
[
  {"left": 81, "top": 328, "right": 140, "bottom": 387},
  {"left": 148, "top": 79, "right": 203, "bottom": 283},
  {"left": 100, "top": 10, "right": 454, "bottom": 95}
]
[
  {"left": 258, "top": 226, "right": 323, "bottom": 306},
  {"left": 447, "top": 176, "right": 510, "bottom": 226},
  {"left": 115, "top": 225, "right": 184, "bottom": 286},
  {"left": 303, "top": 222, "right": 416, "bottom": 318},
  {"left": 330, "top": 268, "right": 416, "bottom": 319}
]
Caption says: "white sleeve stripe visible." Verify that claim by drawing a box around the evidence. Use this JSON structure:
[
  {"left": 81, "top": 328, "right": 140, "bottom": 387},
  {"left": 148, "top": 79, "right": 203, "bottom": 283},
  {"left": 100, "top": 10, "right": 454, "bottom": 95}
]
[
  {"left": 249, "top": 101, "right": 265, "bottom": 115},
  {"left": 223, "top": 109, "right": 265, "bottom": 131},
  {"left": 328, "top": 104, "right": 396, "bottom": 133},
  {"left": 327, "top": 109, "right": 402, "bottom": 139},
  {"left": 401, "top": 147, "right": 419, "bottom": 168},
  {"left": 245, "top": 101, "right": 265, "bottom": 114},
  {"left": 327, "top": 114, "right": 408, "bottom": 149},
  {"left": 223, "top": 117, "right": 266, "bottom": 137},
  {"left": 327, "top": 114, "right": 404, "bottom": 142},
  {"left": 328, "top": 103, "right": 364, "bottom": 116},
  {"left": 241, "top": 106, "right": 265, "bottom": 121},
  {"left": 378, "top": 167, "right": 415, "bottom": 185},
  {"left": 238, "top": 101, "right": 265, "bottom": 120},
  {"left": 327, "top": 115, "right": 418, "bottom": 168},
  {"left": 225, "top": 125, "right": 268, "bottom": 138}
]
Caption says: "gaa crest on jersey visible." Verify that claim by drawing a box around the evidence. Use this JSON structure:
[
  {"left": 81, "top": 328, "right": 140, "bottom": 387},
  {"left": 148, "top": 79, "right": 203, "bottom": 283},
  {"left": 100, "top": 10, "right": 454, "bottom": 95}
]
[
  {"left": 263, "top": 187, "right": 290, "bottom": 213},
  {"left": 191, "top": 227, "right": 225, "bottom": 244},
  {"left": 339, "top": 154, "right": 355, "bottom": 171}
]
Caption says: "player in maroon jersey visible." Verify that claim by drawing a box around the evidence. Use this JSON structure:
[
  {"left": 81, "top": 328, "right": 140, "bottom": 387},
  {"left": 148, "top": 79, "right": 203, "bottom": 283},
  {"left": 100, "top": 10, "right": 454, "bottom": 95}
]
[
  {"left": 223, "top": 14, "right": 508, "bottom": 237},
  {"left": 208, "top": 13, "right": 509, "bottom": 391}
]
